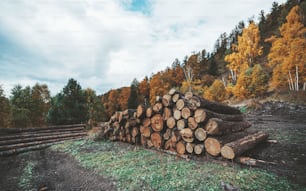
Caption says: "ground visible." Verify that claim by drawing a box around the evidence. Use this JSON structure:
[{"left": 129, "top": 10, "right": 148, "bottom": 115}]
[{"left": 0, "top": 101, "right": 305, "bottom": 191}]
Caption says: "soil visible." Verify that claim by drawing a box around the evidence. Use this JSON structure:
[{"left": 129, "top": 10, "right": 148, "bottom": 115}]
[
  {"left": 0, "top": 149, "right": 116, "bottom": 191},
  {"left": 0, "top": 101, "right": 305, "bottom": 190}
]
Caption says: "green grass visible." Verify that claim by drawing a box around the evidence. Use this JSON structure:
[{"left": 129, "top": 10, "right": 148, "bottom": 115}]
[
  {"left": 18, "top": 161, "right": 37, "bottom": 191},
  {"left": 52, "top": 139, "right": 305, "bottom": 191}
]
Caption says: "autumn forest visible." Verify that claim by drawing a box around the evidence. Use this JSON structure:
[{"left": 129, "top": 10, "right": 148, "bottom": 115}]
[{"left": 0, "top": 0, "right": 305, "bottom": 128}]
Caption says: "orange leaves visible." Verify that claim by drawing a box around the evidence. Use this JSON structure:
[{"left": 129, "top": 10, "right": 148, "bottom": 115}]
[{"left": 203, "top": 79, "right": 227, "bottom": 102}]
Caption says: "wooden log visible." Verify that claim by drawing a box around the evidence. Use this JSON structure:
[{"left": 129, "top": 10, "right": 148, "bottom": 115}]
[
  {"left": 176, "top": 99, "right": 185, "bottom": 110},
  {"left": 0, "top": 137, "right": 85, "bottom": 156},
  {"left": 179, "top": 128, "right": 194, "bottom": 143},
  {"left": 221, "top": 131, "right": 269, "bottom": 159},
  {"left": 185, "top": 142, "right": 194, "bottom": 154},
  {"left": 142, "top": 126, "right": 151, "bottom": 138},
  {"left": 166, "top": 117, "right": 176, "bottom": 129},
  {"left": 189, "top": 96, "right": 241, "bottom": 114},
  {"left": 176, "top": 141, "right": 186, "bottom": 155},
  {"left": 194, "top": 109, "right": 207, "bottom": 123},
  {"left": 163, "top": 107, "right": 172, "bottom": 121},
  {"left": 194, "top": 128, "right": 207, "bottom": 141},
  {"left": 177, "top": 119, "right": 186, "bottom": 130},
  {"left": 194, "top": 144, "right": 204, "bottom": 155},
  {"left": 0, "top": 135, "right": 85, "bottom": 151},
  {"left": 163, "top": 128, "right": 172, "bottom": 140},
  {"left": 142, "top": 118, "right": 151, "bottom": 127},
  {"left": 151, "top": 132, "right": 162, "bottom": 149},
  {"left": 204, "top": 130, "right": 258, "bottom": 156},
  {"left": 136, "top": 104, "right": 145, "bottom": 118},
  {"left": 173, "top": 109, "right": 181, "bottom": 120},
  {"left": 0, "top": 131, "right": 87, "bottom": 146},
  {"left": 181, "top": 107, "right": 191, "bottom": 119},
  {"left": 153, "top": 102, "right": 163, "bottom": 113},
  {"left": 131, "top": 127, "right": 139, "bottom": 137},
  {"left": 168, "top": 88, "right": 178, "bottom": 96},
  {"left": 165, "top": 138, "right": 176, "bottom": 152},
  {"left": 187, "top": 117, "right": 198, "bottom": 130},
  {"left": 151, "top": 114, "right": 164, "bottom": 132},
  {"left": 172, "top": 93, "right": 181, "bottom": 103},
  {"left": 140, "top": 135, "right": 147, "bottom": 146},
  {"left": 122, "top": 109, "right": 136, "bottom": 119},
  {"left": 184, "top": 91, "right": 193, "bottom": 100},
  {"left": 162, "top": 94, "right": 172, "bottom": 107},
  {"left": 205, "top": 118, "right": 251, "bottom": 135},
  {"left": 205, "top": 109, "right": 245, "bottom": 122},
  {"left": 146, "top": 107, "right": 153, "bottom": 118}
]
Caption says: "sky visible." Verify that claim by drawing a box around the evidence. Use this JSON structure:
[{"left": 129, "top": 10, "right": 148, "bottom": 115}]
[{"left": 0, "top": 0, "right": 287, "bottom": 96}]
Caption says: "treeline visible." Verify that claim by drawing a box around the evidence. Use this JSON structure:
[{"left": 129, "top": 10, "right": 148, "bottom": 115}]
[
  {"left": 101, "top": 1, "right": 306, "bottom": 119},
  {"left": 0, "top": 79, "right": 106, "bottom": 128}
]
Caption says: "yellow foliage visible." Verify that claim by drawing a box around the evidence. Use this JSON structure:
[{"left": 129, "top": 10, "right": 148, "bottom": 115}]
[
  {"left": 203, "top": 79, "right": 227, "bottom": 102},
  {"left": 266, "top": 5, "right": 306, "bottom": 90}
]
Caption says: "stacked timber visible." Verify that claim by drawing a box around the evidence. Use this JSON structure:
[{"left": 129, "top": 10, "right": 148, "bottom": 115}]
[
  {"left": 0, "top": 124, "right": 87, "bottom": 156},
  {"left": 106, "top": 89, "right": 268, "bottom": 160}
]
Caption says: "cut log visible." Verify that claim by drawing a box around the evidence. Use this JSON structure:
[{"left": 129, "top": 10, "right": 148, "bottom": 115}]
[
  {"left": 194, "top": 109, "right": 207, "bottom": 123},
  {"left": 194, "top": 128, "right": 207, "bottom": 141},
  {"left": 173, "top": 110, "right": 181, "bottom": 120},
  {"left": 163, "top": 107, "right": 172, "bottom": 121},
  {"left": 181, "top": 107, "right": 191, "bottom": 119},
  {"left": 187, "top": 117, "right": 198, "bottom": 130},
  {"left": 205, "top": 109, "right": 245, "bottom": 121},
  {"left": 185, "top": 142, "right": 194, "bottom": 154},
  {"left": 166, "top": 117, "right": 176, "bottom": 129},
  {"left": 168, "top": 88, "right": 177, "bottom": 96},
  {"left": 176, "top": 99, "right": 185, "bottom": 110},
  {"left": 136, "top": 105, "right": 145, "bottom": 118},
  {"left": 151, "top": 132, "right": 162, "bottom": 149},
  {"left": 142, "top": 126, "right": 151, "bottom": 138},
  {"left": 184, "top": 91, "right": 193, "bottom": 100},
  {"left": 177, "top": 119, "right": 186, "bottom": 130},
  {"left": 151, "top": 114, "right": 164, "bottom": 132},
  {"left": 162, "top": 94, "right": 172, "bottom": 107},
  {"left": 194, "top": 144, "right": 204, "bottom": 155},
  {"left": 153, "top": 102, "right": 163, "bottom": 113},
  {"left": 189, "top": 96, "right": 241, "bottom": 114},
  {"left": 142, "top": 118, "right": 151, "bottom": 127},
  {"left": 131, "top": 127, "right": 139, "bottom": 137},
  {"left": 176, "top": 141, "right": 186, "bottom": 155},
  {"left": 205, "top": 118, "right": 251, "bottom": 135},
  {"left": 221, "top": 131, "right": 269, "bottom": 159},
  {"left": 179, "top": 128, "right": 194, "bottom": 143},
  {"left": 146, "top": 107, "right": 153, "bottom": 118},
  {"left": 163, "top": 129, "right": 172, "bottom": 140},
  {"left": 204, "top": 137, "right": 222, "bottom": 156},
  {"left": 172, "top": 93, "right": 181, "bottom": 103},
  {"left": 122, "top": 109, "right": 136, "bottom": 119},
  {"left": 165, "top": 138, "right": 176, "bottom": 152}
]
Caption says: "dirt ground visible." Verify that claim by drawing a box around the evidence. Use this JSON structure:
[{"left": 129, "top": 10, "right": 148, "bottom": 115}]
[
  {"left": 0, "top": 101, "right": 305, "bottom": 190},
  {"left": 0, "top": 149, "right": 116, "bottom": 191}
]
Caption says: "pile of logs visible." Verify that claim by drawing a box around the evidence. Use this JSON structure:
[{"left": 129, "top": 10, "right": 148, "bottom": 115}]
[
  {"left": 105, "top": 89, "right": 268, "bottom": 160},
  {"left": 0, "top": 124, "right": 87, "bottom": 156}
]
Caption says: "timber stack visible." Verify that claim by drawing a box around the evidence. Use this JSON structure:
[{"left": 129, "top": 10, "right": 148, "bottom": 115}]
[
  {"left": 0, "top": 124, "right": 87, "bottom": 156},
  {"left": 105, "top": 88, "right": 268, "bottom": 160}
]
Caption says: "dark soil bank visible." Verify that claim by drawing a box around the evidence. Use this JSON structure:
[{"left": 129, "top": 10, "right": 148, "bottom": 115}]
[{"left": 0, "top": 149, "right": 116, "bottom": 191}]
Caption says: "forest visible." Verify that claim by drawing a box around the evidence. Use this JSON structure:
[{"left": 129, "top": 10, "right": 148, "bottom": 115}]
[{"left": 0, "top": 0, "right": 305, "bottom": 128}]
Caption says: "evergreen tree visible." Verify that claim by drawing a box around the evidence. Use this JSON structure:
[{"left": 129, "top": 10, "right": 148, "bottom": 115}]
[
  {"left": 128, "top": 79, "right": 139, "bottom": 108},
  {"left": 0, "top": 86, "right": 10, "bottom": 127}
]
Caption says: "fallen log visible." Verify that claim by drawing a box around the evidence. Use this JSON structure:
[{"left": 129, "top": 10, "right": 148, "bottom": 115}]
[
  {"left": 187, "top": 117, "right": 198, "bottom": 130},
  {"left": 0, "top": 131, "right": 87, "bottom": 146},
  {"left": 181, "top": 107, "right": 191, "bottom": 119},
  {"left": 186, "top": 142, "right": 194, "bottom": 154},
  {"left": 179, "top": 128, "right": 194, "bottom": 143},
  {"left": 176, "top": 141, "right": 186, "bottom": 155},
  {"left": 151, "top": 114, "right": 164, "bottom": 132},
  {"left": 194, "top": 108, "right": 245, "bottom": 123},
  {"left": 194, "top": 128, "right": 207, "bottom": 141},
  {"left": 221, "top": 131, "right": 269, "bottom": 159},
  {"left": 194, "top": 144, "right": 205, "bottom": 155},
  {"left": 205, "top": 118, "right": 251, "bottom": 135},
  {"left": 163, "top": 107, "right": 172, "bottom": 120},
  {"left": 188, "top": 96, "right": 241, "bottom": 114},
  {"left": 166, "top": 117, "right": 176, "bottom": 129},
  {"left": 162, "top": 94, "right": 172, "bottom": 107},
  {"left": 136, "top": 104, "right": 146, "bottom": 118}
]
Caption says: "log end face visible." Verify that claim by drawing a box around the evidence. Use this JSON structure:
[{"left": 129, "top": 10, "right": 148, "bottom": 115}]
[
  {"left": 204, "top": 138, "right": 221, "bottom": 156},
  {"left": 221, "top": 145, "right": 235, "bottom": 160}
]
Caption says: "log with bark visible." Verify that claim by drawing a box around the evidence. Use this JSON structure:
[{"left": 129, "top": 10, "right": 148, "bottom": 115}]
[
  {"left": 205, "top": 118, "right": 251, "bottom": 135},
  {"left": 221, "top": 131, "right": 269, "bottom": 159}
]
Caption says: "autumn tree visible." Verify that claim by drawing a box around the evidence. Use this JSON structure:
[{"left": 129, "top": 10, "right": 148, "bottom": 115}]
[
  {"left": 266, "top": 5, "right": 306, "bottom": 91},
  {"left": 138, "top": 76, "right": 150, "bottom": 105},
  {"left": 203, "top": 79, "right": 227, "bottom": 102},
  {"left": 85, "top": 88, "right": 105, "bottom": 125},
  {"left": 225, "top": 22, "right": 263, "bottom": 83},
  {"left": 0, "top": 86, "right": 11, "bottom": 127},
  {"left": 118, "top": 87, "right": 130, "bottom": 110}
]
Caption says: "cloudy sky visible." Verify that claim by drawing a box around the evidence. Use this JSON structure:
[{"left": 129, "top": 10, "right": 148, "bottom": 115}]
[{"left": 0, "top": 0, "right": 286, "bottom": 96}]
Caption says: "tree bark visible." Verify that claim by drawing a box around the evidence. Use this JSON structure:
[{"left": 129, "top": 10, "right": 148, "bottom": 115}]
[
  {"left": 221, "top": 131, "right": 269, "bottom": 159},
  {"left": 205, "top": 118, "right": 251, "bottom": 135}
]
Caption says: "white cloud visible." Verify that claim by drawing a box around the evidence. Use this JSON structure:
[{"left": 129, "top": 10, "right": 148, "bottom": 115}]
[{"left": 0, "top": 0, "right": 287, "bottom": 96}]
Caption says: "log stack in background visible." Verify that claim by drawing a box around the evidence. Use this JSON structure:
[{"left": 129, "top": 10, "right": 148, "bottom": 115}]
[
  {"left": 0, "top": 124, "right": 87, "bottom": 156},
  {"left": 105, "top": 89, "right": 268, "bottom": 160}
]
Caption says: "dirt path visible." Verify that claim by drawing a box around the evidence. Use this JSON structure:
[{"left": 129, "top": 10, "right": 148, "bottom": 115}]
[{"left": 0, "top": 149, "right": 116, "bottom": 191}]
